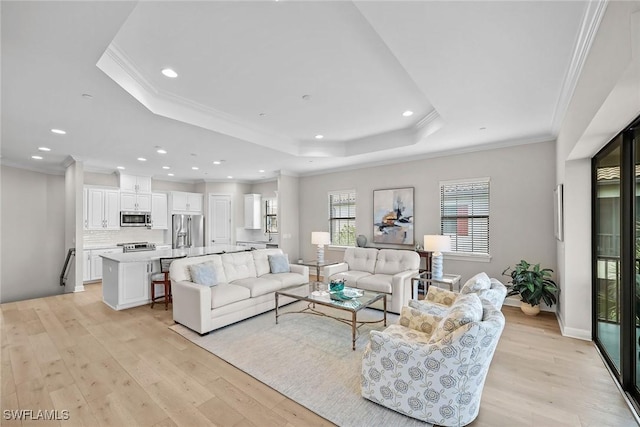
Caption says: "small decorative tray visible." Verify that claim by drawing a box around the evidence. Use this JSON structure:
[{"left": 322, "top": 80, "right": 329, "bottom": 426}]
[{"left": 330, "top": 288, "right": 363, "bottom": 301}]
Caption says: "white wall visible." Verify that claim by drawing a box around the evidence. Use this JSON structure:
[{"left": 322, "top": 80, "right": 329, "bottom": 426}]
[
  {"left": 1, "top": 166, "right": 66, "bottom": 302},
  {"left": 555, "top": 1, "right": 640, "bottom": 340},
  {"left": 299, "top": 141, "right": 557, "bottom": 285},
  {"left": 278, "top": 174, "right": 300, "bottom": 260}
]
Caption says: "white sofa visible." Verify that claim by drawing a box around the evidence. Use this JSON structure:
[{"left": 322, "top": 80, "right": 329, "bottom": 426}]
[
  {"left": 170, "top": 249, "right": 309, "bottom": 334},
  {"left": 323, "top": 247, "right": 420, "bottom": 314}
]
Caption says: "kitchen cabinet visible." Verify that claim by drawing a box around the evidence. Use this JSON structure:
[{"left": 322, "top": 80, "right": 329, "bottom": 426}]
[
  {"left": 151, "top": 193, "right": 168, "bottom": 229},
  {"left": 244, "top": 194, "right": 262, "bottom": 229},
  {"left": 86, "top": 187, "right": 120, "bottom": 230},
  {"left": 83, "top": 188, "right": 88, "bottom": 230},
  {"left": 119, "top": 174, "right": 151, "bottom": 193},
  {"left": 102, "top": 258, "right": 159, "bottom": 310},
  {"left": 170, "top": 191, "right": 203, "bottom": 214},
  {"left": 121, "top": 192, "right": 151, "bottom": 212},
  {"left": 82, "top": 250, "right": 91, "bottom": 281},
  {"left": 84, "top": 247, "right": 122, "bottom": 282}
]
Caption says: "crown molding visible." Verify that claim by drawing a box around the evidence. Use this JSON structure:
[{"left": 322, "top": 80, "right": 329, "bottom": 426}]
[{"left": 551, "top": 0, "right": 609, "bottom": 135}]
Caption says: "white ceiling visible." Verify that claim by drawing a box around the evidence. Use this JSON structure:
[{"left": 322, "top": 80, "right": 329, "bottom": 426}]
[{"left": 1, "top": 1, "right": 590, "bottom": 183}]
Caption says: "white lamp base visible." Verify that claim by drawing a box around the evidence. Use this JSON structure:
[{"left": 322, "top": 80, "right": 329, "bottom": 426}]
[
  {"left": 431, "top": 252, "right": 443, "bottom": 280},
  {"left": 317, "top": 244, "right": 325, "bottom": 264}
]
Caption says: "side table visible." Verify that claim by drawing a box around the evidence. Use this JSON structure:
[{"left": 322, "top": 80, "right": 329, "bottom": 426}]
[
  {"left": 299, "top": 260, "right": 339, "bottom": 282},
  {"left": 411, "top": 271, "right": 462, "bottom": 299}
]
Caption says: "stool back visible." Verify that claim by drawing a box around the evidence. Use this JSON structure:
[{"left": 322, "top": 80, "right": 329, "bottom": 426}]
[{"left": 159, "top": 255, "right": 187, "bottom": 274}]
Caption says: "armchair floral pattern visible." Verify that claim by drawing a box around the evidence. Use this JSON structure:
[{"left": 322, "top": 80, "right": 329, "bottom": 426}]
[{"left": 361, "top": 274, "right": 507, "bottom": 426}]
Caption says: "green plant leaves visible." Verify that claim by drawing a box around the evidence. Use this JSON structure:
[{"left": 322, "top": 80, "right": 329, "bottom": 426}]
[{"left": 502, "top": 260, "right": 558, "bottom": 307}]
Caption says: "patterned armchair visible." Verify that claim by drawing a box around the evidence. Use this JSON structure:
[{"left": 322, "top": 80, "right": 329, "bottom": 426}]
[{"left": 361, "top": 285, "right": 506, "bottom": 426}]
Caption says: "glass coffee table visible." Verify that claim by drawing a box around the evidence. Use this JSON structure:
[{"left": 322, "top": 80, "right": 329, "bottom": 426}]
[{"left": 275, "top": 284, "right": 387, "bottom": 350}]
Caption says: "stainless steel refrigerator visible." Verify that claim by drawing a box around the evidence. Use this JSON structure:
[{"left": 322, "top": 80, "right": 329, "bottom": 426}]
[{"left": 172, "top": 214, "right": 204, "bottom": 249}]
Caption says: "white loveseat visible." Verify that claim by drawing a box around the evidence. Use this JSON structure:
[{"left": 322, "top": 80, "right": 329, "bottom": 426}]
[
  {"left": 170, "top": 249, "right": 309, "bottom": 334},
  {"left": 323, "top": 247, "right": 420, "bottom": 314}
]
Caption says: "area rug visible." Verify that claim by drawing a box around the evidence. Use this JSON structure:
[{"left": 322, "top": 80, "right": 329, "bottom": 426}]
[{"left": 169, "top": 302, "right": 431, "bottom": 427}]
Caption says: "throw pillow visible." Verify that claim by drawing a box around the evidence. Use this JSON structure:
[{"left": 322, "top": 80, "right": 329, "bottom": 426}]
[
  {"left": 399, "top": 306, "right": 442, "bottom": 336},
  {"left": 428, "top": 292, "right": 483, "bottom": 343},
  {"left": 460, "top": 272, "right": 492, "bottom": 294},
  {"left": 189, "top": 262, "right": 218, "bottom": 286},
  {"left": 408, "top": 299, "right": 449, "bottom": 318},
  {"left": 425, "top": 286, "right": 457, "bottom": 306},
  {"left": 268, "top": 254, "right": 290, "bottom": 274}
]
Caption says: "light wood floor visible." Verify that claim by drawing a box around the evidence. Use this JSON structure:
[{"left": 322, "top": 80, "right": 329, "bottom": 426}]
[{"left": 1, "top": 283, "right": 637, "bottom": 427}]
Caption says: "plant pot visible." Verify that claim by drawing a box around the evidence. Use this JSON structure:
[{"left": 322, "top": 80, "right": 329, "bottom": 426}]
[{"left": 520, "top": 302, "right": 540, "bottom": 316}]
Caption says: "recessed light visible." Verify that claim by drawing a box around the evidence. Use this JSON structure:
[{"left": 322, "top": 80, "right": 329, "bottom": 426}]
[
  {"left": 137, "top": 157, "right": 147, "bottom": 162},
  {"left": 258, "top": 169, "right": 265, "bottom": 173},
  {"left": 81, "top": 93, "right": 93, "bottom": 99},
  {"left": 315, "top": 135, "right": 324, "bottom": 139},
  {"left": 213, "top": 161, "right": 221, "bottom": 165},
  {"left": 161, "top": 68, "right": 178, "bottom": 78},
  {"left": 31, "top": 155, "right": 43, "bottom": 160},
  {"left": 117, "top": 166, "right": 125, "bottom": 170},
  {"left": 227, "top": 175, "right": 233, "bottom": 179},
  {"left": 38, "top": 147, "right": 51, "bottom": 152},
  {"left": 157, "top": 149, "right": 167, "bottom": 154},
  {"left": 51, "top": 128, "right": 66, "bottom": 135},
  {"left": 162, "top": 166, "right": 170, "bottom": 170},
  {"left": 259, "top": 112, "right": 266, "bottom": 117},
  {"left": 402, "top": 110, "right": 414, "bottom": 117},
  {"left": 479, "top": 127, "right": 487, "bottom": 130},
  {"left": 192, "top": 166, "right": 199, "bottom": 170},
  {"left": 168, "top": 173, "right": 174, "bottom": 177}
]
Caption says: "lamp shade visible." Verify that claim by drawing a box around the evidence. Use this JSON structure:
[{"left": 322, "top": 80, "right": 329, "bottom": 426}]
[
  {"left": 423, "top": 235, "right": 451, "bottom": 253},
  {"left": 311, "top": 231, "right": 331, "bottom": 245}
]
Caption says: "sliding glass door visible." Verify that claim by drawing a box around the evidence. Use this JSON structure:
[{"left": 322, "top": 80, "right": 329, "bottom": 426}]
[
  {"left": 594, "top": 139, "right": 622, "bottom": 373},
  {"left": 593, "top": 116, "right": 640, "bottom": 409}
]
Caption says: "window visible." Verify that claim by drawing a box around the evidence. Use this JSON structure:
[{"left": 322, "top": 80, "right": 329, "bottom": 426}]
[
  {"left": 264, "top": 199, "right": 278, "bottom": 233},
  {"left": 440, "top": 178, "right": 490, "bottom": 254},
  {"left": 328, "top": 190, "right": 356, "bottom": 246}
]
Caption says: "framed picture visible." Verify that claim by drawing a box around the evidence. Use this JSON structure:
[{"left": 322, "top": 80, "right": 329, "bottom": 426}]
[
  {"left": 554, "top": 184, "right": 563, "bottom": 241},
  {"left": 373, "top": 187, "right": 414, "bottom": 245}
]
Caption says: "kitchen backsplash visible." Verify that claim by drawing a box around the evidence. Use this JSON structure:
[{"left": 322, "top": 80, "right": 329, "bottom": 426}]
[
  {"left": 84, "top": 229, "right": 168, "bottom": 246},
  {"left": 235, "top": 227, "right": 279, "bottom": 244}
]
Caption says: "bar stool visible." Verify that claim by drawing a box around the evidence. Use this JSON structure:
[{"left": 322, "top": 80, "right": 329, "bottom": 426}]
[{"left": 150, "top": 255, "right": 186, "bottom": 310}]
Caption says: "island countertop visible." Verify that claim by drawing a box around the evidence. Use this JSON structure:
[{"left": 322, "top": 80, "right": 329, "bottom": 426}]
[{"left": 100, "top": 244, "right": 248, "bottom": 263}]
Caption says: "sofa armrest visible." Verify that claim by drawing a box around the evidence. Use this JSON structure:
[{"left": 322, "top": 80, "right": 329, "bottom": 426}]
[
  {"left": 391, "top": 269, "right": 419, "bottom": 306},
  {"left": 322, "top": 262, "right": 348, "bottom": 283},
  {"left": 289, "top": 264, "right": 309, "bottom": 282},
  {"left": 171, "top": 280, "right": 211, "bottom": 334}
]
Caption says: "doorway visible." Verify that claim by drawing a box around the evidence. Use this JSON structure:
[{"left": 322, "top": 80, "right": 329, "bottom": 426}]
[{"left": 208, "top": 194, "right": 232, "bottom": 246}]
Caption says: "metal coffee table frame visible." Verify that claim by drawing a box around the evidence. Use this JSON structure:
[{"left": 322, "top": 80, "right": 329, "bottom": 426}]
[{"left": 275, "top": 284, "right": 387, "bottom": 350}]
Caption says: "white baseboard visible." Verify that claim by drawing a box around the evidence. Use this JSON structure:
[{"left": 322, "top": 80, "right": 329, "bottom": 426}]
[
  {"left": 504, "top": 296, "right": 591, "bottom": 341},
  {"left": 556, "top": 311, "right": 591, "bottom": 341},
  {"left": 73, "top": 285, "right": 85, "bottom": 293}
]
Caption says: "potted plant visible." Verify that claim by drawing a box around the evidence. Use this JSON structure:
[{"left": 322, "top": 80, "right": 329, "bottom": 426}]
[{"left": 502, "top": 260, "right": 559, "bottom": 316}]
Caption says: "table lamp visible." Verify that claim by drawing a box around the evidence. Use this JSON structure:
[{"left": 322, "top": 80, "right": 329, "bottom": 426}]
[
  {"left": 311, "top": 232, "right": 331, "bottom": 264},
  {"left": 423, "top": 235, "right": 451, "bottom": 280}
]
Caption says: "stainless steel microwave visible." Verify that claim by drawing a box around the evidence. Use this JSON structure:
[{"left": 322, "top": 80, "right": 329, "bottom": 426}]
[{"left": 120, "top": 211, "right": 151, "bottom": 227}]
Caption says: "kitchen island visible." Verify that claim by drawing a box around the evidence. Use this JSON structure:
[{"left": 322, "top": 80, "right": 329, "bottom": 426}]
[{"left": 100, "top": 244, "right": 247, "bottom": 310}]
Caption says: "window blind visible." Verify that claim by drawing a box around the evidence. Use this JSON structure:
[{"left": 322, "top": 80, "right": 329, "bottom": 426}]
[
  {"left": 328, "top": 190, "right": 356, "bottom": 246},
  {"left": 440, "top": 179, "right": 490, "bottom": 254}
]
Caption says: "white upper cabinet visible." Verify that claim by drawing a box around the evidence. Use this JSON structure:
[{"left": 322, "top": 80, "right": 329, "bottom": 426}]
[
  {"left": 244, "top": 194, "right": 262, "bottom": 229},
  {"left": 170, "top": 192, "right": 203, "bottom": 214},
  {"left": 151, "top": 193, "right": 168, "bottom": 229},
  {"left": 86, "top": 187, "right": 120, "bottom": 230},
  {"left": 119, "top": 174, "right": 151, "bottom": 193},
  {"left": 121, "top": 192, "right": 151, "bottom": 212}
]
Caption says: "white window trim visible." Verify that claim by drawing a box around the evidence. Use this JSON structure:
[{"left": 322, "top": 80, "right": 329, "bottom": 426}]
[
  {"left": 444, "top": 252, "right": 492, "bottom": 263},
  {"left": 439, "top": 177, "right": 491, "bottom": 256},
  {"left": 328, "top": 189, "right": 357, "bottom": 247}
]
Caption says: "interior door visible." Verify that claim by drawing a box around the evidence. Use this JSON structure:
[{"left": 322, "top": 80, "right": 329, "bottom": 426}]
[{"left": 208, "top": 194, "right": 231, "bottom": 245}]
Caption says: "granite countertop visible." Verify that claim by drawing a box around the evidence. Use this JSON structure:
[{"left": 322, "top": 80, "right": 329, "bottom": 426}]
[
  {"left": 83, "top": 244, "right": 120, "bottom": 250},
  {"left": 100, "top": 244, "right": 248, "bottom": 263}
]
